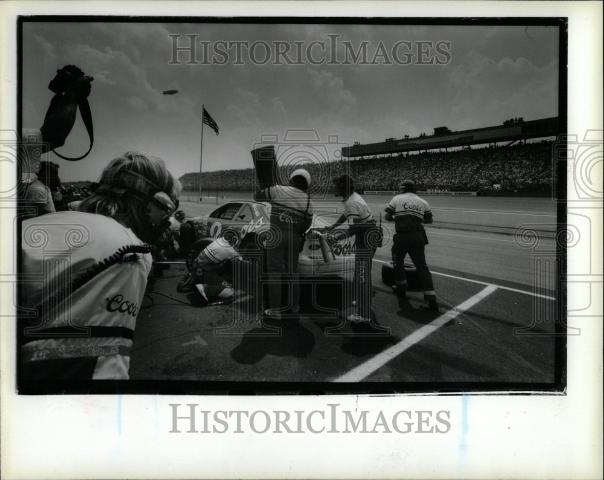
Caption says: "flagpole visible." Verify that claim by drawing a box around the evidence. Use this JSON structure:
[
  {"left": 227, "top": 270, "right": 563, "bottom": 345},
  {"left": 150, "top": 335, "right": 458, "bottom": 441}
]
[{"left": 199, "top": 104, "right": 204, "bottom": 202}]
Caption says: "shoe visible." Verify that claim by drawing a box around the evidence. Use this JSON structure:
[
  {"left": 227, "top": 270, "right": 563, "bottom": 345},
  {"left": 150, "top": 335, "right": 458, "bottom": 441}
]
[
  {"left": 424, "top": 300, "right": 439, "bottom": 312},
  {"left": 397, "top": 299, "right": 415, "bottom": 316},
  {"left": 263, "top": 309, "right": 285, "bottom": 320},
  {"left": 347, "top": 313, "right": 372, "bottom": 324},
  {"left": 424, "top": 294, "right": 439, "bottom": 312}
]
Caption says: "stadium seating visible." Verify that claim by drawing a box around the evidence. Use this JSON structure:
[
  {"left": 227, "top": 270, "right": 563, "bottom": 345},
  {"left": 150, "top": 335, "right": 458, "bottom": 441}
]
[{"left": 181, "top": 141, "right": 554, "bottom": 195}]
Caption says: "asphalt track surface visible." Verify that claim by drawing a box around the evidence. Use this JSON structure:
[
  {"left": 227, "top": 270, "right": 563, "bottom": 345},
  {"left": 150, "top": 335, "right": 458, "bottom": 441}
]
[{"left": 129, "top": 195, "right": 561, "bottom": 387}]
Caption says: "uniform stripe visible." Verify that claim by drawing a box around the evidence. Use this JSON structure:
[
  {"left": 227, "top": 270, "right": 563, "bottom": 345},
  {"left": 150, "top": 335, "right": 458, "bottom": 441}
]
[
  {"left": 394, "top": 211, "right": 424, "bottom": 218},
  {"left": 22, "top": 326, "right": 135, "bottom": 343},
  {"left": 22, "top": 344, "right": 132, "bottom": 362}
]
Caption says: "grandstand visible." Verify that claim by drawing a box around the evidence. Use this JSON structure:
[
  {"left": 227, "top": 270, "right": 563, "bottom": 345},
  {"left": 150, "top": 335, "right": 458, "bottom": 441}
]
[
  {"left": 59, "top": 182, "right": 93, "bottom": 203},
  {"left": 342, "top": 117, "right": 559, "bottom": 158},
  {"left": 179, "top": 117, "right": 560, "bottom": 196}
]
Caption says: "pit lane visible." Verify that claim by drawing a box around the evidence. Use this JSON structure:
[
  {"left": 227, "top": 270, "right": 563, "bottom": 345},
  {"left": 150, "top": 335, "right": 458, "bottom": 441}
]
[{"left": 128, "top": 195, "right": 560, "bottom": 387}]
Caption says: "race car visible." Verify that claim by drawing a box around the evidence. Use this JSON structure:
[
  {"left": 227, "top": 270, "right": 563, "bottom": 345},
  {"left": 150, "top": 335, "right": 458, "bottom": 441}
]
[
  {"left": 180, "top": 200, "right": 357, "bottom": 280},
  {"left": 177, "top": 200, "right": 423, "bottom": 313}
]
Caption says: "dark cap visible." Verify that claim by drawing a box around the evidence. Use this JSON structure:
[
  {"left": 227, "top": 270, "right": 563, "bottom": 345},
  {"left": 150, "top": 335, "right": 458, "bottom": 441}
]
[{"left": 400, "top": 179, "right": 416, "bottom": 193}]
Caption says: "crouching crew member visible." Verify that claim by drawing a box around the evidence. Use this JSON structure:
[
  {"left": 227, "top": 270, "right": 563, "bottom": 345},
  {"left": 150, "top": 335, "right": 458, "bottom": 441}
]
[
  {"left": 254, "top": 169, "right": 313, "bottom": 319},
  {"left": 20, "top": 152, "right": 180, "bottom": 380},
  {"left": 385, "top": 179, "right": 438, "bottom": 311},
  {"left": 187, "top": 237, "right": 241, "bottom": 305}
]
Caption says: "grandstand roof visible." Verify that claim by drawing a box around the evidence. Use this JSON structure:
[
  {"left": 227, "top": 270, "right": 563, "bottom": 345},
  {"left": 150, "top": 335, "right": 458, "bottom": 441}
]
[{"left": 342, "top": 117, "right": 560, "bottom": 157}]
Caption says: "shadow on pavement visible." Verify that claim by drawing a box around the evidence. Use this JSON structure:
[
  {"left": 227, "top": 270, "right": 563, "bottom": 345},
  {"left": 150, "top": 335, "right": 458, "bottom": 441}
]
[
  {"left": 230, "top": 318, "right": 316, "bottom": 365},
  {"left": 341, "top": 331, "right": 398, "bottom": 357}
]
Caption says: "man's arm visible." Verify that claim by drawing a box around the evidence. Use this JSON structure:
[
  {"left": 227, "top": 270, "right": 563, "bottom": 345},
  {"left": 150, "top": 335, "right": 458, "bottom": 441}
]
[
  {"left": 423, "top": 209, "right": 433, "bottom": 224},
  {"left": 422, "top": 199, "right": 433, "bottom": 224},
  {"left": 325, "top": 213, "right": 347, "bottom": 231},
  {"left": 384, "top": 202, "right": 395, "bottom": 222}
]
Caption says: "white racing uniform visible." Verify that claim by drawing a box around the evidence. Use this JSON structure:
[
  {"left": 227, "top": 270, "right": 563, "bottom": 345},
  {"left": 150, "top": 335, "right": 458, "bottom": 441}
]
[{"left": 21, "top": 211, "right": 152, "bottom": 380}]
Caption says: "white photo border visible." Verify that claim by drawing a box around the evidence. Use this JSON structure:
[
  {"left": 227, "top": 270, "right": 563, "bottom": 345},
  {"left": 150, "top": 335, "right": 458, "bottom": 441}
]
[{"left": 1, "top": 1, "right": 602, "bottom": 479}]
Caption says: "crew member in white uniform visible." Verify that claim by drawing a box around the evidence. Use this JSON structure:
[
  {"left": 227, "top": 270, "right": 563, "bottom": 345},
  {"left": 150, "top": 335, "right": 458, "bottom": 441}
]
[
  {"left": 385, "top": 179, "right": 438, "bottom": 311},
  {"left": 254, "top": 169, "right": 313, "bottom": 319},
  {"left": 325, "top": 174, "right": 381, "bottom": 323},
  {"left": 20, "top": 151, "right": 180, "bottom": 380}
]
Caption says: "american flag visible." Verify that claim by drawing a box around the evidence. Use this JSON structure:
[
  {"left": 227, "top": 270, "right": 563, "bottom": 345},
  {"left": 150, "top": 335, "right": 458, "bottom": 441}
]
[{"left": 202, "top": 108, "right": 219, "bottom": 135}]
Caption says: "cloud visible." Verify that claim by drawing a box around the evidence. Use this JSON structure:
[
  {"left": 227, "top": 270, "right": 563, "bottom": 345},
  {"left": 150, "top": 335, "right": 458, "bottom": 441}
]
[
  {"left": 446, "top": 50, "right": 558, "bottom": 127},
  {"left": 21, "top": 22, "right": 561, "bottom": 181},
  {"left": 225, "top": 88, "right": 291, "bottom": 130},
  {"left": 226, "top": 88, "right": 262, "bottom": 124},
  {"left": 307, "top": 68, "right": 357, "bottom": 112},
  {"left": 127, "top": 96, "right": 146, "bottom": 111},
  {"left": 33, "top": 34, "right": 56, "bottom": 60}
]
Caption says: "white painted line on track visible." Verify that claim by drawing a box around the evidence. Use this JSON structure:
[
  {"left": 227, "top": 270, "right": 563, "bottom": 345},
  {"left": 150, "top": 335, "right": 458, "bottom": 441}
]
[
  {"left": 423, "top": 229, "right": 519, "bottom": 243},
  {"left": 181, "top": 334, "right": 207, "bottom": 348},
  {"left": 372, "top": 259, "right": 556, "bottom": 301},
  {"left": 381, "top": 225, "right": 554, "bottom": 243},
  {"left": 333, "top": 285, "right": 498, "bottom": 382},
  {"left": 431, "top": 207, "right": 556, "bottom": 217}
]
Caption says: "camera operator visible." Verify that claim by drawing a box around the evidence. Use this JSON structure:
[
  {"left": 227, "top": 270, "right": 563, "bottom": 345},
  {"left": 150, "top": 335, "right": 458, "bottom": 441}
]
[
  {"left": 254, "top": 169, "right": 313, "bottom": 320},
  {"left": 20, "top": 152, "right": 180, "bottom": 381},
  {"left": 385, "top": 180, "right": 438, "bottom": 312}
]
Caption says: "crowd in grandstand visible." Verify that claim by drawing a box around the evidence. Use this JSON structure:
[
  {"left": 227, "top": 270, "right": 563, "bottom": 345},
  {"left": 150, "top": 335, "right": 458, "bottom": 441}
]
[
  {"left": 59, "top": 183, "right": 93, "bottom": 204},
  {"left": 180, "top": 141, "right": 554, "bottom": 195},
  {"left": 60, "top": 183, "right": 92, "bottom": 200}
]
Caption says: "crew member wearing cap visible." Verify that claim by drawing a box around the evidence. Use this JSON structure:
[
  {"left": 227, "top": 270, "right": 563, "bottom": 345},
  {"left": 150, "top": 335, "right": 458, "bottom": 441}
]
[
  {"left": 254, "top": 168, "right": 313, "bottom": 319},
  {"left": 20, "top": 151, "right": 180, "bottom": 380},
  {"left": 325, "top": 174, "right": 381, "bottom": 323},
  {"left": 385, "top": 180, "right": 438, "bottom": 312}
]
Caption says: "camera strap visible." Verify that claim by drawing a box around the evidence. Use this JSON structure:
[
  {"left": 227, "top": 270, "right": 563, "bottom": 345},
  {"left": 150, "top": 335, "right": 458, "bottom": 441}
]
[{"left": 52, "top": 98, "right": 94, "bottom": 161}]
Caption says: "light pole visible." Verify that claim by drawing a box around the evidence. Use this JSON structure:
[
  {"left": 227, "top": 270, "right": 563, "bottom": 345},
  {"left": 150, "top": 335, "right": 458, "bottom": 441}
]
[
  {"left": 199, "top": 104, "right": 204, "bottom": 202},
  {"left": 162, "top": 89, "right": 204, "bottom": 203}
]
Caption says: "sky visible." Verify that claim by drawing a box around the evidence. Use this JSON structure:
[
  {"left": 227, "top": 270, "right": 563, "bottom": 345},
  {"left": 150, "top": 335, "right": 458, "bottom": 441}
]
[{"left": 22, "top": 22, "right": 559, "bottom": 182}]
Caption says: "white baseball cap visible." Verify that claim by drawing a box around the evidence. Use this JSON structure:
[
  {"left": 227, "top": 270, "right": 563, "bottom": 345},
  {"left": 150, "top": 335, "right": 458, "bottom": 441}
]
[{"left": 289, "top": 168, "right": 311, "bottom": 187}]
